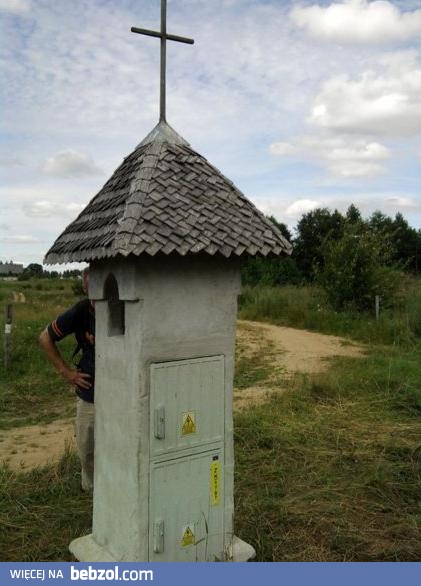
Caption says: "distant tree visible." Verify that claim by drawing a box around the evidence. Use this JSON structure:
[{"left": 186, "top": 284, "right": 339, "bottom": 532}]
[
  {"left": 368, "top": 210, "right": 420, "bottom": 273},
  {"left": 23, "top": 263, "right": 43, "bottom": 277},
  {"left": 267, "top": 215, "right": 293, "bottom": 243},
  {"left": 345, "top": 204, "right": 363, "bottom": 225},
  {"left": 294, "top": 208, "right": 345, "bottom": 281},
  {"left": 368, "top": 210, "right": 394, "bottom": 233},
  {"left": 72, "top": 278, "right": 85, "bottom": 297},
  {"left": 241, "top": 255, "right": 302, "bottom": 287},
  {"left": 63, "top": 269, "right": 82, "bottom": 278},
  {"left": 417, "top": 230, "right": 421, "bottom": 274},
  {"left": 390, "top": 213, "right": 420, "bottom": 273},
  {"left": 241, "top": 215, "right": 301, "bottom": 286},
  {"left": 316, "top": 223, "right": 404, "bottom": 312}
]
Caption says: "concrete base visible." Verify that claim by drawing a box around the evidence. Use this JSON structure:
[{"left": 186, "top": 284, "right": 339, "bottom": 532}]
[
  {"left": 69, "top": 534, "right": 117, "bottom": 562},
  {"left": 70, "top": 534, "right": 255, "bottom": 562},
  {"left": 232, "top": 536, "right": 256, "bottom": 562}
]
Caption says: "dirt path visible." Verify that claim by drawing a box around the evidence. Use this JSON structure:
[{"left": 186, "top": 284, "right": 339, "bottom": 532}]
[
  {"left": 233, "top": 321, "right": 364, "bottom": 410},
  {"left": 0, "top": 419, "right": 75, "bottom": 472},
  {"left": 0, "top": 321, "right": 364, "bottom": 471},
  {"left": 239, "top": 320, "right": 363, "bottom": 373}
]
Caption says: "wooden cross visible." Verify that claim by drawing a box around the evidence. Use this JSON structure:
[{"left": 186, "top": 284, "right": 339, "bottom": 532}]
[{"left": 131, "top": 0, "right": 194, "bottom": 123}]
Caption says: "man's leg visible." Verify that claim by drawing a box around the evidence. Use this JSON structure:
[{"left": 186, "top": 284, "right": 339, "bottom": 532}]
[{"left": 76, "top": 397, "right": 95, "bottom": 492}]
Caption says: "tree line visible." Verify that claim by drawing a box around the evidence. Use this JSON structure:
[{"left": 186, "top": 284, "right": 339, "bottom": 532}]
[
  {"left": 242, "top": 204, "right": 421, "bottom": 311},
  {"left": 17, "top": 264, "right": 82, "bottom": 280},
  {"left": 10, "top": 203, "right": 421, "bottom": 313}
]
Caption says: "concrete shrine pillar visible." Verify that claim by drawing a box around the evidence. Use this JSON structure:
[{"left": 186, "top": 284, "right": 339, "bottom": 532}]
[
  {"left": 69, "top": 255, "right": 255, "bottom": 562},
  {"left": 44, "top": 2, "right": 292, "bottom": 562}
]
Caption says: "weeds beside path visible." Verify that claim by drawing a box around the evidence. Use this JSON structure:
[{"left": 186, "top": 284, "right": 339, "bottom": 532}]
[
  {"left": 234, "top": 318, "right": 421, "bottom": 561},
  {"left": 239, "top": 320, "right": 364, "bottom": 375},
  {"left": 234, "top": 320, "right": 364, "bottom": 411}
]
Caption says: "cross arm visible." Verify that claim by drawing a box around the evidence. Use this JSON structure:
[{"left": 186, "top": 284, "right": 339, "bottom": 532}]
[{"left": 131, "top": 27, "right": 194, "bottom": 45}]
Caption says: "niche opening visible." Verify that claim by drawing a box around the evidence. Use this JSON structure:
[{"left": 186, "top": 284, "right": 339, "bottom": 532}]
[{"left": 104, "top": 273, "right": 125, "bottom": 336}]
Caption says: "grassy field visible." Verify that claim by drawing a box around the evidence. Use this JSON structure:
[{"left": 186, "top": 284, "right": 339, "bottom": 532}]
[
  {"left": 234, "top": 349, "right": 421, "bottom": 560},
  {"left": 235, "top": 283, "right": 421, "bottom": 561},
  {"left": 0, "top": 279, "right": 77, "bottom": 430},
  {"left": 1, "top": 278, "right": 420, "bottom": 561}
]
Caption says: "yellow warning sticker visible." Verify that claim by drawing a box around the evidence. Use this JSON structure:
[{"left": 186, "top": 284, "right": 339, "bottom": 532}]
[
  {"left": 210, "top": 460, "right": 221, "bottom": 506},
  {"left": 181, "top": 525, "right": 195, "bottom": 547},
  {"left": 181, "top": 412, "right": 197, "bottom": 436}
]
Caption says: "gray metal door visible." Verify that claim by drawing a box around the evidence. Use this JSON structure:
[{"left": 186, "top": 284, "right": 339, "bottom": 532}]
[
  {"left": 150, "top": 356, "right": 225, "bottom": 458},
  {"left": 149, "top": 449, "right": 224, "bottom": 561},
  {"left": 149, "top": 355, "right": 226, "bottom": 561}
]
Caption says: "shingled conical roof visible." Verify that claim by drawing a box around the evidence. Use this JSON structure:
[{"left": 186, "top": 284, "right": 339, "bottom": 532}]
[{"left": 44, "top": 122, "right": 292, "bottom": 264}]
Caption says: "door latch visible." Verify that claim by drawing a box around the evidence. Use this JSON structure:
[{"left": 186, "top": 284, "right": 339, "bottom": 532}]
[
  {"left": 154, "top": 405, "right": 165, "bottom": 439},
  {"left": 154, "top": 519, "right": 164, "bottom": 553}
]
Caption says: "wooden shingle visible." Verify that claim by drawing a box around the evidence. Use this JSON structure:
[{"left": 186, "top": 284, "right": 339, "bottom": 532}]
[{"left": 44, "top": 122, "right": 292, "bottom": 264}]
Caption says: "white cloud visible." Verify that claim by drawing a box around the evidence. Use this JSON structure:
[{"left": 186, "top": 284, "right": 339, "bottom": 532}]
[
  {"left": 0, "top": 0, "right": 334, "bottom": 145},
  {"left": 23, "top": 200, "right": 86, "bottom": 218},
  {"left": 0, "top": 156, "right": 23, "bottom": 167},
  {"left": 0, "top": 0, "right": 30, "bottom": 14},
  {"left": 42, "top": 150, "right": 103, "bottom": 178},
  {"left": 0, "top": 234, "right": 40, "bottom": 244},
  {"left": 258, "top": 192, "right": 421, "bottom": 227},
  {"left": 269, "top": 142, "right": 297, "bottom": 156},
  {"left": 323, "top": 139, "right": 390, "bottom": 177},
  {"left": 291, "top": 0, "right": 421, "bottom": 44},
  {"left": 309, "top": 55, "right": 421, "bottom": 137},
  {"left": 285, "top": 199, "right": 321, "bottom": 218},
  {"left": 385, "top": 196, "right": 419, "bottom": 209},
  {"left": 270, "top": 135, "right": 390, "bottom": 177}
]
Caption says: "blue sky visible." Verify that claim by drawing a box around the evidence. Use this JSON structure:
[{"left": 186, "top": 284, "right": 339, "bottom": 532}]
[{"left": 1, "top": 0, "right": 421, "bottom": 267}]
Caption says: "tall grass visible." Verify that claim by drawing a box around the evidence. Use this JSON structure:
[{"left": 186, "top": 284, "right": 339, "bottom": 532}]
[
  {"left": 239, "top": 282, "right": 421, "bottom": 346},
  {"left": 235, "top": 280, "right": 421, "bottom": 560},
  {"left": 234, "top": 350, "right": 421, "bottom": 561},
  {"left": 0, "top": 279, "right": 78, "bottom": 428},
  {"left": 0, "top": 450, "right": 91, "bottom": 561}
]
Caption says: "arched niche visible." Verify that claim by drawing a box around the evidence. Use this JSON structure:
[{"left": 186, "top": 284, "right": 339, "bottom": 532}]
[{"left": 104, "top": 273, "right": 125, "bottom": 336}]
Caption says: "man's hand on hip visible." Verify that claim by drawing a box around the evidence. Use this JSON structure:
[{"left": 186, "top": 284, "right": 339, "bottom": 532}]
[{"left": 61, "top": 368, "right": 92, "bottom": 389}]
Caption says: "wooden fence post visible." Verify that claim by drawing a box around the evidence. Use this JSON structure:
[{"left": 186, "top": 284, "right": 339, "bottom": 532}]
[
  {"left": 4, "top": 304, "right": 12, "bottom": 369},
  {"left": 375, "top": 295, "right": 380, "bottom": 321}
]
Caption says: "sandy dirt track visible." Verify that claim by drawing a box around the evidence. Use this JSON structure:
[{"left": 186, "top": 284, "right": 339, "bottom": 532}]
[
  {"left": 238, "top": 320, "right": 363, "bottom": 373},
  {"left": 0, "top": 419, "right": 75, "bottom": 472},
  {"left": 0, "top": 321, "right": 363, "bottom": 471}
]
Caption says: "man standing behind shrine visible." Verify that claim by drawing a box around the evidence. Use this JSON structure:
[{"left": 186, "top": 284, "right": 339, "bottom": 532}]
[{"left": 39, "top": 268, "right": 95, "bottom": 492}]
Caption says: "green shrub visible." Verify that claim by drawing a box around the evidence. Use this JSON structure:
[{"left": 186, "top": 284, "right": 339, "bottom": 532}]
[
  {"left": 316, "top": 225, "right": 405, "bottom": 312},
  {"left": 241, "top": 256, "right": 302, "bottom": 287},
  {"left": 71, "top": 279, "right": 84, "bottom": 297}
]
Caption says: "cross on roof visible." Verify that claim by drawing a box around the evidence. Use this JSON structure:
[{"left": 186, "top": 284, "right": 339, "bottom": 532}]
[{"left": 131, "top": 0, "right": 194, "bottom": 124}]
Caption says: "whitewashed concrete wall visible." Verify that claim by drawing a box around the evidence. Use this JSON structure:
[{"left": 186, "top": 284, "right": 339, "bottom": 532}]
[{"left": 71, "top": 255, "right": 241, "bottom": 561}]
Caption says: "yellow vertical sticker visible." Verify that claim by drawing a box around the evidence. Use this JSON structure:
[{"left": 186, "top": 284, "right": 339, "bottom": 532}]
[
  {"left": 181, "top": 412, "right": 196, "bottom": 436},
  {"left": 181, "top": 525, "right": 195, "bottom": 547},
  {"left": 210, "top": 459, "right": 221, "bottom": 506}
]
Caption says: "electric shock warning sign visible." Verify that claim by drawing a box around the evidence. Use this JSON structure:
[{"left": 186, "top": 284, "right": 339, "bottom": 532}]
[
  {"left": 181, "top": 525, "right": 195, "bottom": 547},
  {"left": 210, "top": 458, "right": 221, "bottom": 506},
  {"left": 181, "top": 412, "right": 197, "bottom": 436}
]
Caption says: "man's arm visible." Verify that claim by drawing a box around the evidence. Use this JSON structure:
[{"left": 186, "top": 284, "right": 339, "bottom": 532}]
[{"left": 39, "top": 328, "right": 91, "bottom": 390}]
